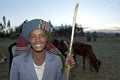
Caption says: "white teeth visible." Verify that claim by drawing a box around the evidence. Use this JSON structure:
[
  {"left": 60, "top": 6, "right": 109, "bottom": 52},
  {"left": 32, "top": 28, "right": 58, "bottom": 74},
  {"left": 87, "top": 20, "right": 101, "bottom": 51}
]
[{"left": 35, "top": 45, "right": 41, "bottom": 47}]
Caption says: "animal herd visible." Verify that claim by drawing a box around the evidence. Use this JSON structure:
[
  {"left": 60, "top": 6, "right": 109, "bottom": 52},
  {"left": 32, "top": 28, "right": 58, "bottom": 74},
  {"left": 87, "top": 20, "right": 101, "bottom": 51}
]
[{"left": 52, "top": 39, "right": 101, "bottom": 72}]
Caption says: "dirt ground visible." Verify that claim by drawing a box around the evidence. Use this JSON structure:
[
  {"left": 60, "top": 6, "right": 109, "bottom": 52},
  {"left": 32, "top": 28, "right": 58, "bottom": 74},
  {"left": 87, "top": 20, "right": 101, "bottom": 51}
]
[{"left": 0, "top": 36, "right": 120, "bottom": 80}]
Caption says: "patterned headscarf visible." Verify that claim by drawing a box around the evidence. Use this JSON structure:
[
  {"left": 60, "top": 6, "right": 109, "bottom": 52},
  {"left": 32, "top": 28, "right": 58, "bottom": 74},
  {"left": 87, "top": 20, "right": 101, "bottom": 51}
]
[
  {"left": 14, "top": 33, "right": 30, "bottom": 57},
  {"left": 22, "top": 19, "right": 52, "bottom": 42}
]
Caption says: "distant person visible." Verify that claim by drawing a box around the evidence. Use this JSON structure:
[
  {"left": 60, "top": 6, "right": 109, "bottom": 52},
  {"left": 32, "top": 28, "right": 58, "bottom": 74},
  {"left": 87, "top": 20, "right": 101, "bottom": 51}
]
[
  {"left": 93, "top": 31, "right": 97, "bottom": 42},
  {"left": 86, "top": 32, "right": 91, "bottom": 42},
  {"left": 10, "top": 19, "right": 76, "bottom": 80}
]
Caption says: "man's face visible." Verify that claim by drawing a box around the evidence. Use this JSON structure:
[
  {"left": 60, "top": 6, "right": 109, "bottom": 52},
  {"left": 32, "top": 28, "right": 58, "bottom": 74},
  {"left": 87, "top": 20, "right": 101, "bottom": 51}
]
[{"left": 29, "top": 29, "right": 47, "bottom": 52}]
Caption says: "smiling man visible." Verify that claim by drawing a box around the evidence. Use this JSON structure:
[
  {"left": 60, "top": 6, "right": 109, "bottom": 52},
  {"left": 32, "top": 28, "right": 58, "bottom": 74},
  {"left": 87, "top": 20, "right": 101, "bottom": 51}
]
[{"left": 9, "top": 19, "right": 76, "bottom": 80}]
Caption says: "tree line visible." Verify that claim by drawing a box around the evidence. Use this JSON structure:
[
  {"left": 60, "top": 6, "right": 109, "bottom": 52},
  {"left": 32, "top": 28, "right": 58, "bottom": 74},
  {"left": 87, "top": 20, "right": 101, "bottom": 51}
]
[
  {"left": 1, "top": 16, "right": 119, "bottom": 39},
  {"left": 0, "top": 16, "right": 84, "bottom": 39}
]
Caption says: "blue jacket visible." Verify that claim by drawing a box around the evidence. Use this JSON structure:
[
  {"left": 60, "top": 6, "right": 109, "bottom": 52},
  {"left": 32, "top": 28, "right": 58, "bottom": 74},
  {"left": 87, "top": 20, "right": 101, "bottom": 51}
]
[{"left": 10, "top": 51, "right": 66, "bottom": 80}]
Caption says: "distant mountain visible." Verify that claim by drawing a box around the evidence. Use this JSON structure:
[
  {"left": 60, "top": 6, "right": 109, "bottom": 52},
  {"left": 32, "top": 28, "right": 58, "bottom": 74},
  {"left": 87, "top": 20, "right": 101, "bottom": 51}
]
[
  {"left": 85, "top": 28, "right": 120, "bottom": 33},
  {"left": 84, "top": 26, "right": 120, "bottom": 33}
]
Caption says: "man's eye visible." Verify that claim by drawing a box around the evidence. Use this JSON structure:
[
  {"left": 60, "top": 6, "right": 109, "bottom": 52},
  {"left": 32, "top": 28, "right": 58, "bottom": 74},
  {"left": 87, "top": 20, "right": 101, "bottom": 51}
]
[
  {"left": 40, "top": 34, "right": 46, "bottom": 38},
  {"left": 41, "top": 35, "right": 45, "bottom": 37},
  {"left": 29, "top": 35, "right": 35, "bottom": 39}
]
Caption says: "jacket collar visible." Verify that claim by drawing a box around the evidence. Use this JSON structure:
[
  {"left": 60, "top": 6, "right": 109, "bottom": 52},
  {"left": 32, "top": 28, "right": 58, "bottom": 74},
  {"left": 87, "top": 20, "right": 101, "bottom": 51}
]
[{"left": 24, "top": 50, "right": 55, "bottom": 80}]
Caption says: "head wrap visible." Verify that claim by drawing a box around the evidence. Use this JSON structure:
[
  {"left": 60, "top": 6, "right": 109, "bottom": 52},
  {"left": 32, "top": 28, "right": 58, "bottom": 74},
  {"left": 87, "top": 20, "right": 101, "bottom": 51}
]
[{"left": 22, "top": 19, "right": 52, "bottom": 42}]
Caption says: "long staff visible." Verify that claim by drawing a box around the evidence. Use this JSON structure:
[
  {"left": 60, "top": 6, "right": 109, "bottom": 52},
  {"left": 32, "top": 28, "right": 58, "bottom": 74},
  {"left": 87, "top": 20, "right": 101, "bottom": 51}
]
[{"left": 66, "top": 3, "right": 79, "bottom": 80}]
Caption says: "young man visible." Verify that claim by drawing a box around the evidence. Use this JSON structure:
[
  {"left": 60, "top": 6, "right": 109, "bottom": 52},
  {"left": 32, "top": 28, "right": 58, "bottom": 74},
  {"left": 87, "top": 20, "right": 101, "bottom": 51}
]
[{"left": 10, "top": 19, "right": 76, "bottom": 80}]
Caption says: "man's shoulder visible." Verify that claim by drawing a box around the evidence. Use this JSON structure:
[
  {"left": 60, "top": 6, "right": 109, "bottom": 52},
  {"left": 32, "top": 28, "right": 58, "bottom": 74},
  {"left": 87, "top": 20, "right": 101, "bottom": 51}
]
[
  {"left": 46, "top": 51, "right": 61, "bottom": 60},
  {"left": 12, "top": 52, "right": 28, "bottom": 62},
  {"left": 46, "top": 51, "right": 59, "bottom": 57}
]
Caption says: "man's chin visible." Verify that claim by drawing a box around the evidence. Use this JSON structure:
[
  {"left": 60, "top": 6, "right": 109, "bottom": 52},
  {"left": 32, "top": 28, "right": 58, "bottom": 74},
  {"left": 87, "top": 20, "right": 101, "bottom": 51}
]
[
  {"left": 34, "top": 48, "right": 45, "bottom": 53},
  {"left": 35, "top": 50, "right": 44, "bottom": 53}
]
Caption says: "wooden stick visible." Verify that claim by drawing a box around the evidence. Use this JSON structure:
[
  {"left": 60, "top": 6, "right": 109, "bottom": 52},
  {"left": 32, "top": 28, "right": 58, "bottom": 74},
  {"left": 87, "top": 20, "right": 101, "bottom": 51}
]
[{"left": 66, "top": 3, "right": 79, "bottom": 80}]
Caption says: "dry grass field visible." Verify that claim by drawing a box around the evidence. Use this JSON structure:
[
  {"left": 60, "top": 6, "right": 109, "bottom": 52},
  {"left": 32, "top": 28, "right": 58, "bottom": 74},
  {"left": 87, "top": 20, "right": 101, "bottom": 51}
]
[{"left": 0, "top": 36, "right": 120, "bottom": 80}]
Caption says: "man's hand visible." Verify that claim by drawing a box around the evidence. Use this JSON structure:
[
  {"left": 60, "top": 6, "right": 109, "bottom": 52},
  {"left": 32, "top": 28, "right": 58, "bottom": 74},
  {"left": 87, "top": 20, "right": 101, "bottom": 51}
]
[
  {"left": 65, "top": 53, "right": 76, "bottom": 69},
  {"left": 64, "top": 53, "right": 76, "bottom": 77}
]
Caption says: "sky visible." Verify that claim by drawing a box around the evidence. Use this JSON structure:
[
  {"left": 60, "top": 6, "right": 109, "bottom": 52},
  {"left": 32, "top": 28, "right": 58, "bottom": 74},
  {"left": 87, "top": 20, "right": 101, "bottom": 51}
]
[{"left": 0, "top": 0, "right": 120, "bottom": 32}]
